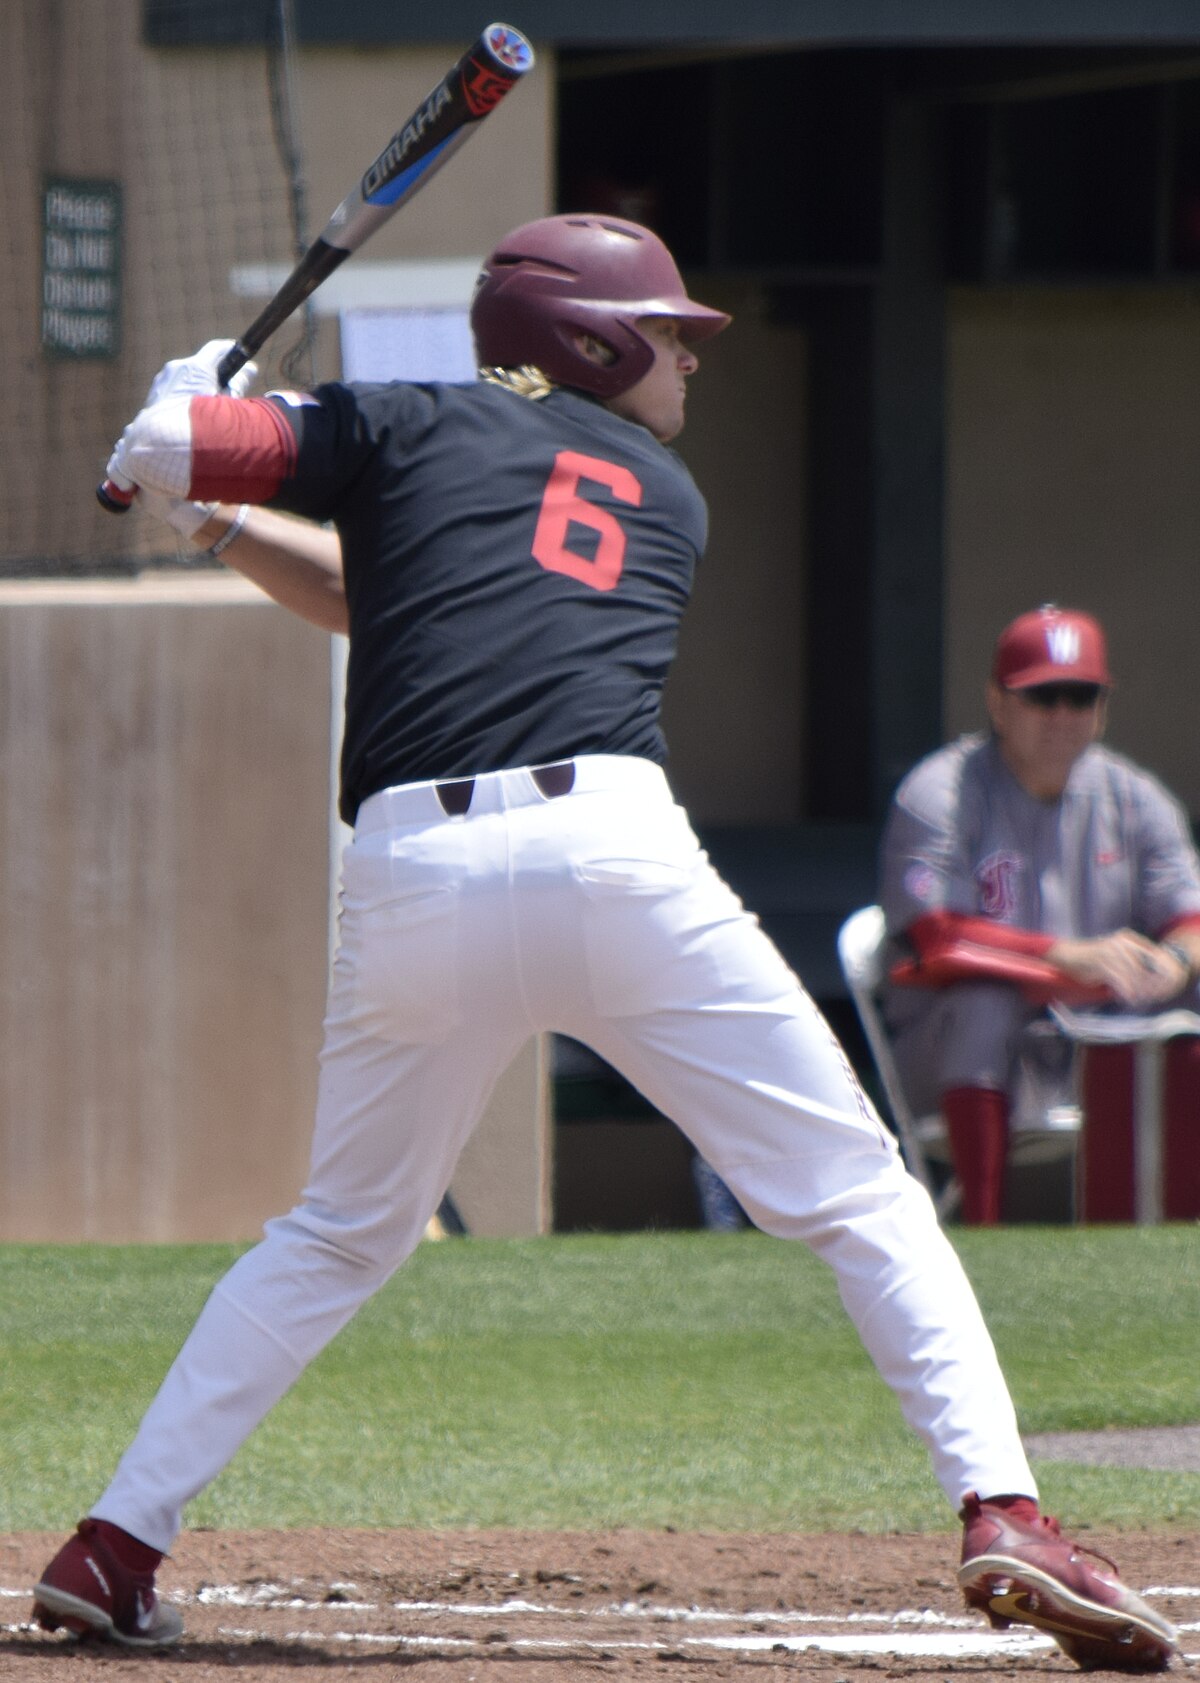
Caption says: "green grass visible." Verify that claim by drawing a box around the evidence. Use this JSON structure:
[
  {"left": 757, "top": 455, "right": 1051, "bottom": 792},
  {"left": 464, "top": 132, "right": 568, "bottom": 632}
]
[{"left": 2, "top": 1226, "right": 1197, "bottom": 1534}]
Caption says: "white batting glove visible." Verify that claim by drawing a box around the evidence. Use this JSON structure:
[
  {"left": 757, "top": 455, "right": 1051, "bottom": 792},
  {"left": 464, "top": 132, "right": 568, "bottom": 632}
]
[
  {"left": 105, "top": 395, "right": 193, "bottom": 498},
  {"left": 135, "top": 486, "right": 218, "bottom": 540},
  {"left": 144, "top": 339, "right": 259, "bottom": 405},
  {"left": 103, "top": 341, "right": 259, "bottom": 501}
]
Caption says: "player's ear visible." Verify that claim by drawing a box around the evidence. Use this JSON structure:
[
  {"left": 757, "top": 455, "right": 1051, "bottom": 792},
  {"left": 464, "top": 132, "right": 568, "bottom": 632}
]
[{"left": 984, "top": 680, "right": 1006, "bottom": 734}]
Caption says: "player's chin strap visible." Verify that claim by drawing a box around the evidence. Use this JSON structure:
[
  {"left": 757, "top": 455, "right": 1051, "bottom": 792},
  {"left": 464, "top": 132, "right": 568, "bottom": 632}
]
[{"left": 479, "top": 365, "right": 556, "bottom": 401}]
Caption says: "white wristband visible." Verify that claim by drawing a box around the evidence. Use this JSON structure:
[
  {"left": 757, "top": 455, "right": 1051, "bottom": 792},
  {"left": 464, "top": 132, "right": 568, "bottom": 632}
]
[{"left": 208, "top": 504, "right": 249, "bottom": 558}]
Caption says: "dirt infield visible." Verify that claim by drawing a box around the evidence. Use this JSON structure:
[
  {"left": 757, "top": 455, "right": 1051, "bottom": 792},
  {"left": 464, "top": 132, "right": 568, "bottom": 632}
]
[{"left": 3, "top": 1526, "right": 1196, "bottom": 1681}]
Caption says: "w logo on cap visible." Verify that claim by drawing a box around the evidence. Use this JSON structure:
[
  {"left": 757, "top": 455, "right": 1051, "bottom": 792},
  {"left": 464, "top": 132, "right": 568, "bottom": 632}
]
[
  {"left": 993, "top": 604, "right": 1110, "bottom": 688},
  {"left": 1045, "top": 623, "right": 1081, "bottom": 666}
]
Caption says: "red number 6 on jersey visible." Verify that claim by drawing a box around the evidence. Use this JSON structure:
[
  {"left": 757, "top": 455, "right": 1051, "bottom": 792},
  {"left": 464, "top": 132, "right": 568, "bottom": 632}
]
[{"left": 531, "top": 449, "right": 643, "bottom": 592}]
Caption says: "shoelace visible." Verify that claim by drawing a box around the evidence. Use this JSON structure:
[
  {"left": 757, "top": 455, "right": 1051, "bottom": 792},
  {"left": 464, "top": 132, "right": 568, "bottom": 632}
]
[{"left": 1032, "top": 1511, "right": 1121, "bottom": 1577}]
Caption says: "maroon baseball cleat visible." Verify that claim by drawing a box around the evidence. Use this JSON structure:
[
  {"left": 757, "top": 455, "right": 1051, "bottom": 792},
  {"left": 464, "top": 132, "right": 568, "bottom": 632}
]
[
  {"left": 31, "top": 1518, "right": 183, "bottom": 1647},
  {"left": 958, "top": 1493, "right": 1177, "bottom": 1671}
]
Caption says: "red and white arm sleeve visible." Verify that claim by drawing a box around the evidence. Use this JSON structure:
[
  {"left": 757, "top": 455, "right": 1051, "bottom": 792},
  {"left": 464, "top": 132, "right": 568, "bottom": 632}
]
[{"left": 115, "top": 395, "right": 297, "bottom": 503}]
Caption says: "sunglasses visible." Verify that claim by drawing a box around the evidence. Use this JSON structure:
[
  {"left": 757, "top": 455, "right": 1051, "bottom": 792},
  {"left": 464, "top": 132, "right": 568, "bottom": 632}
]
[{"left": 1015, "top": 683, "right": 1105, "bottom": 710}]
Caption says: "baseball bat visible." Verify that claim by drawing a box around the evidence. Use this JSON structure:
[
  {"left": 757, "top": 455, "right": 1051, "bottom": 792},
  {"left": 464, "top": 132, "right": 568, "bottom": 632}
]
[{"left": 98, "top": 21, "right": 534, "bottom": 512}]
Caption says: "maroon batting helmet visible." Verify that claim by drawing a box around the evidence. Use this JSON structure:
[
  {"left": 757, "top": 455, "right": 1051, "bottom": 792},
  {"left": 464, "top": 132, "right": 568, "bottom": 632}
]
[{"left": 470, "top": 214, "right": 731, "bottom": 399}]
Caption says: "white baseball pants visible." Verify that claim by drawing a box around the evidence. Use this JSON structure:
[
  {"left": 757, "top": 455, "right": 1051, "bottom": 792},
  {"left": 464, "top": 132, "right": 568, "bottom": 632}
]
[{"left": 94, "top": 756, "right": 1035, "bottom": 1550}]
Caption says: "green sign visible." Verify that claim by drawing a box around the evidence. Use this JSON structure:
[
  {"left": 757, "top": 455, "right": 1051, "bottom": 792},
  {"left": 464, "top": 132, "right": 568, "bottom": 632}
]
[{"left": 42, "top": 178, "right": 122, "bottom": 358}]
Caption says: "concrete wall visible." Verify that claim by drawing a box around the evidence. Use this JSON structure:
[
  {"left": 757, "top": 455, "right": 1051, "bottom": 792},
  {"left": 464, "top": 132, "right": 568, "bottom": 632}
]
[
  {"left": 945, "top": 286, "right": 1200, "bottom": 813},
  {"left": 0, "top": 581, "right": 553, "bottom": 1242},
  {"left": 672, "top": 281, "right": 1200, "bottom": 830},
  {"left": 0, "top": 577, "right": 331, "bottom": 1240},
  {"left": 662, "top": 279, "right": 809, "bottom": 826},
  {"left": 449, "top": 1038, "right": 553, "bottom": 1237},
  {"left": 669, "top": 281, "right": 1200, "bottom": 829}
]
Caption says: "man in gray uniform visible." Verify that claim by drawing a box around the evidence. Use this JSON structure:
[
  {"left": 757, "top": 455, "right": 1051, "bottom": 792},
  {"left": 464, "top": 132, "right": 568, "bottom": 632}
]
[{"left": 880, "top": 603, "right": 1200, "bottom": 1224}]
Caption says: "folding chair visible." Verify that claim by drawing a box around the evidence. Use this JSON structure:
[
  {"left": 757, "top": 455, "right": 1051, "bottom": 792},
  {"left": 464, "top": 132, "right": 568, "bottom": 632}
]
[
  {"left": 836, "top": 905, "right": 945, "bottom": 1202},
  {"left": 837, "top": 905, "right": 1084, "bottom": 1222}
]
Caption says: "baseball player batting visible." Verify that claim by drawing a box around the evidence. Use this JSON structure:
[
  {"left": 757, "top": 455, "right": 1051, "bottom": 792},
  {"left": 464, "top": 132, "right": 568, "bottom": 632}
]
[{"left": 33, "top": 216, "right": 1176, "bottom": 1672}]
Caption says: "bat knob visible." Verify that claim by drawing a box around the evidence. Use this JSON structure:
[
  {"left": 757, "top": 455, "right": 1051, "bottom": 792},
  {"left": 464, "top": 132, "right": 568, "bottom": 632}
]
[{"left": 96, "top": 479, "right": 135, "bottom": 513}]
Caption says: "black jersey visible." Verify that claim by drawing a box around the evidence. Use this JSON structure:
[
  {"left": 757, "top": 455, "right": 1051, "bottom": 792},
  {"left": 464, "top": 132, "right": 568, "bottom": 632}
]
[{"left": 267, "top": 379, "right": 709, "bottom": 821}]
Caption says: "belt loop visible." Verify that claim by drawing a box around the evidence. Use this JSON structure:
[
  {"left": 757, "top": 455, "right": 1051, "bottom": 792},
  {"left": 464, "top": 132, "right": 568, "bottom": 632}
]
[
  {"left": 435, "top": 779, "right": 475, "bottom": 816},
  {"left": 532, "top": 762, "right": 576, "bottom": 799}
]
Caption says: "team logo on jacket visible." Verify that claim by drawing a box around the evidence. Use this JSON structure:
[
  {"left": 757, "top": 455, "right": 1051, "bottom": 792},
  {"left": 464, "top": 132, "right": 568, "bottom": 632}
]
[
  {"left": 903, "top": 862, "right": 938, "bottom": 904},
  {"left": 976, "top": 850, "right": 1022, "bottom": 918}
]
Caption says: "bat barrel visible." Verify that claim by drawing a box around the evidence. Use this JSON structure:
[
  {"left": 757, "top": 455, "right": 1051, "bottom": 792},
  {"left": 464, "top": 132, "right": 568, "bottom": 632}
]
[{"left": 336, "top": 22, "right": 535, "bottom": 244}]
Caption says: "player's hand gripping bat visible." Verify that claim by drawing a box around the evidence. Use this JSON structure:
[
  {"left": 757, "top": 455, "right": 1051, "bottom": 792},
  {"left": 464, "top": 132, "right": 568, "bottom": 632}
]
[{"left": 97, "top": 21, "right": 534, "bottom": 512}]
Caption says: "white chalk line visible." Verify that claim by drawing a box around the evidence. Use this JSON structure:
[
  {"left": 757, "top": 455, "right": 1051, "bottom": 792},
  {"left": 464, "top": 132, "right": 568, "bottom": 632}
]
[
  {"left": 8, "top": 1580, "right": 1197, "bottom": 1660},
  {"left": 212, "top": 1624, "right": 1058, "bottom": 1658}
]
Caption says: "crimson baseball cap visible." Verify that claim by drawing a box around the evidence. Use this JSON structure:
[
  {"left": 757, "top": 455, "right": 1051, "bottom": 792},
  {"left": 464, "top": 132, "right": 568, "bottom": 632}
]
[{"left": 992, "top": 604, "right": 1112, "bottom": 690}]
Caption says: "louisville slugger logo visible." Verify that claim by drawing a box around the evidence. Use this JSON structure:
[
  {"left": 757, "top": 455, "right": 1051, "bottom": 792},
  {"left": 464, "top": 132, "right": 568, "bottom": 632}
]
[
  {"left": 461, "top": 55, "right": 515, "bottom": 116},
  {"left": 361, "top": 83, "right": 454, "bottom": 197}
]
